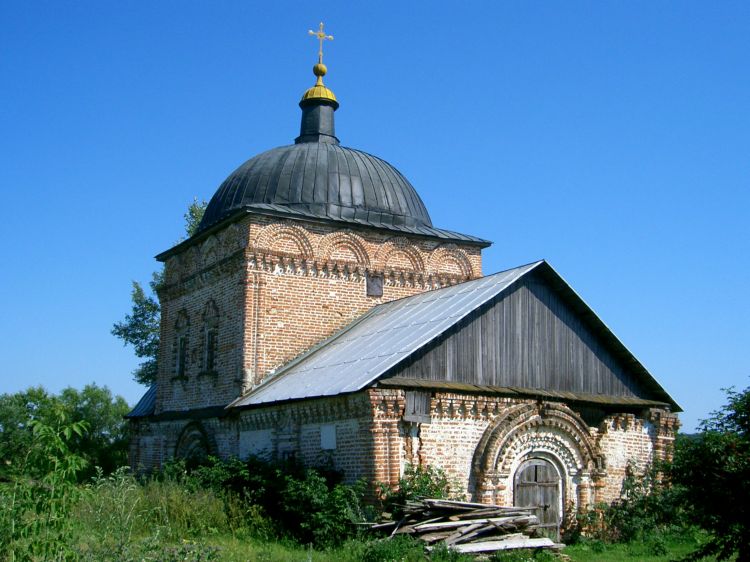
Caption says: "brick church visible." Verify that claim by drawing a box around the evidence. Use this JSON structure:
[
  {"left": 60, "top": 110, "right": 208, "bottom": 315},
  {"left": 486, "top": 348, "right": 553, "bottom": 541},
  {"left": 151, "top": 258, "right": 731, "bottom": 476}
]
[{"left": 128, "top": 31, "right": 679, "bottom": 532}]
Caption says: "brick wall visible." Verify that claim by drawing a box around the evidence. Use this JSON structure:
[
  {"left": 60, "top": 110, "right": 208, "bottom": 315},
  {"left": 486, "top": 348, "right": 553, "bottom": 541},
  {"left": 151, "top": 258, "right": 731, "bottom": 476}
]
[{"left": 154, "top": 214, "right": 483, "bottom": 413}]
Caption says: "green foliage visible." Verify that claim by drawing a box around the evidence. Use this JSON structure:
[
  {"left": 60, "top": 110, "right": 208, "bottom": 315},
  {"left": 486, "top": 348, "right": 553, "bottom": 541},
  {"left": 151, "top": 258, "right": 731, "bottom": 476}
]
[
  {"left": 184, "top": 197, "right": 208, "bottom": 238},
  {"left": 0, "top": 384, "right": 129, "bottom": 481},
  {"left": 75, "top": 466, "right": 233, "bottom": 559},
  {"left": 154, "top": 456, "right": 366, "bottom": 548},
  {"left": 0, "top": 409, "right": 88, "bottom": 560},
  {"left": 429, "top": 543, "right": 474, "bottom": 561},
  {"left": 572, "top": 461, "right": 679, "bottom": 545},
  {"left": 111, "top": 275, "right": 161, "bottom": 385},
  {"left": 281, "top": 469, "right": 366, "bottom": 548},
  {"left": 490, "top": 550, "right": 558, "bottom": 562},
  {"left": 0, "top": 386, "right": 54, "bottom": 478},
  {"left": 668, "top": 385, "right": 750, "bottom": 561},
  {"left": 360, "top": 535, "right": 425, "bottom": 562},
  {"left": 379, "top": 463, "right": 456, "bottom": 519}
]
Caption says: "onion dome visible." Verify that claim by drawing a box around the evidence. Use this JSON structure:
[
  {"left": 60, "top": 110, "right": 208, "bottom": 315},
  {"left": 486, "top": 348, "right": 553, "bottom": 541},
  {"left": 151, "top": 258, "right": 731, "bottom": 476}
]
[{"left": 190, "top": 25, "right": 489, "bottom": 247}]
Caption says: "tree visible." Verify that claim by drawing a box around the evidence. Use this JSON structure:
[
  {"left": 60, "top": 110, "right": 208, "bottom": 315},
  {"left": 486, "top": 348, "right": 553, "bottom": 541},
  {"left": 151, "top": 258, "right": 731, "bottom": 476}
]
[
  {"left": 57, "top": 384, "right": 130, "bottom": 478},
  {"left": 112, "top": 198, "right": 206, "bottom": 385},
  {"left": 111, "top": 274, "right": 161, "bottom": 385},
  {"left": 0, "top": 384, "right": 129, "bottom": 481},
  {"left": 670, "top": 385, "right": 750, "bottom": 561}
]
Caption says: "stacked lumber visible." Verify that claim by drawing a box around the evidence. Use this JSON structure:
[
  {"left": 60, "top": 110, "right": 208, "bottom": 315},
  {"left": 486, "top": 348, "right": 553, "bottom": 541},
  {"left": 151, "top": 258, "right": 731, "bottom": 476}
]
[{"left": 370, "top": 499, "right": 562, "bottom": 554}]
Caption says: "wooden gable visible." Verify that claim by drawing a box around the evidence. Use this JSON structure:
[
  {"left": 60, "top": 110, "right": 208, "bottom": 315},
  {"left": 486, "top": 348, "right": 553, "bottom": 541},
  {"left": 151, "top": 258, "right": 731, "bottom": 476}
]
[{"left": 391, "top": 269, "right": 661, "bottom": 402}]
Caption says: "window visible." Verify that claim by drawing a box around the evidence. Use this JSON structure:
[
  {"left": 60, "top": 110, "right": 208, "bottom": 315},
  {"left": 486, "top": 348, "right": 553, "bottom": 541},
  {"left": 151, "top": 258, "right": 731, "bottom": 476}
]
[
  {"left": 204, "top": 328, "right": 217, "bottom": 372},
  {"left": 403, "top": 391, "right": 432, "bottom": 423},
  {"left": 177, "top": 335, "right": 187, "bottom": 377},
  {"left": 366, "top": 272, "right": 384, "bottom": 297},
  {"left": 174, "top": 310, "right": 190, "bottom": 379},
  {"left": 202, "top": 301, "right": 220, "bottom": 374}
]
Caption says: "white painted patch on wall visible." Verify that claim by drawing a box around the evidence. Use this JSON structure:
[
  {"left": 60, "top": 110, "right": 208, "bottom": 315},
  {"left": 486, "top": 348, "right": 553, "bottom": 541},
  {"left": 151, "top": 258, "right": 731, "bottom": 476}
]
[
  {"left": 320, "top": 424, "right": 337, "bottom": 450},
  {"left": 239, "top": 429, "right": 273, "bottom": 459}
]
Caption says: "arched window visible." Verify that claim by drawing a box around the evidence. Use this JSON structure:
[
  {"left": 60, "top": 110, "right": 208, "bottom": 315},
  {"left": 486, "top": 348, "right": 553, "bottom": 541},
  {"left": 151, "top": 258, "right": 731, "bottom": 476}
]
[
  {"left": 202, "top": 301, "right": 220, "bottom": 374},
  {"left": 174, "top": 310, "right": 190, "bottom": 379}
]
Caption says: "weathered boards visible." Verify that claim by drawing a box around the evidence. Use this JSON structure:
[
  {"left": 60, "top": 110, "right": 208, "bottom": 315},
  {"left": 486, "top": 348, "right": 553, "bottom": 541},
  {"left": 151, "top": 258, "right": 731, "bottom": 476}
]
[{"left": 370, "top": 498, "right": 564, "bottom": 554}]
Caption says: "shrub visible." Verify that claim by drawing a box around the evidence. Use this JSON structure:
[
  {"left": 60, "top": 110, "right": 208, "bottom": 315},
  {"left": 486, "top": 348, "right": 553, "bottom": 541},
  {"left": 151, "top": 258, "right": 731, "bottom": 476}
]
[
  {"left": 570, "top": 460, "right": 679, "bottom": 545},
  {"left": 153, "top": 455, "right": 366, "bottom": 548},
  {"left": 0, "top": 410, "right": 88, "bottom": 560},
  {"left": 379, "top": 463, "right": 457, "bottom": 519},
  {"left": 280, "top": 469, "right": 366, "bottom": 548}
]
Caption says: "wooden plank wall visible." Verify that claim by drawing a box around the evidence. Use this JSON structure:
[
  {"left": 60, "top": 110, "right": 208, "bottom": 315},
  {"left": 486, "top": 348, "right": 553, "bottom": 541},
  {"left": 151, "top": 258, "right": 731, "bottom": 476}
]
[{"left": 394, "top": 272, "right": 648, "bottom": 398}]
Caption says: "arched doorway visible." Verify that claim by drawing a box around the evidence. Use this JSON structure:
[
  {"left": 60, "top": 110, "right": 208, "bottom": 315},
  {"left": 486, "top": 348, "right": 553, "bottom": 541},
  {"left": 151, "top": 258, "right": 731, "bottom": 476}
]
[{"left": 514, "top": 458, "right": 562, "bottom": 539}]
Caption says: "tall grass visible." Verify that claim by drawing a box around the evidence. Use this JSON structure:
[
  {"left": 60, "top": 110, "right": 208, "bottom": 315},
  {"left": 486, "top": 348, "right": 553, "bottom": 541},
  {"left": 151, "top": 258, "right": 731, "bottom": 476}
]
[{"left": 74, "top": 468, "right": 253, "bottom": 560}]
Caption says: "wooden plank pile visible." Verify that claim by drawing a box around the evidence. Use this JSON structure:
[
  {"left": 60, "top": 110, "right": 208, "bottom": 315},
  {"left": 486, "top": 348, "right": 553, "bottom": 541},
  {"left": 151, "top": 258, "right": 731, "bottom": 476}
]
[{"left": 370, "top": 499, "right": 563, "bottom": 555}]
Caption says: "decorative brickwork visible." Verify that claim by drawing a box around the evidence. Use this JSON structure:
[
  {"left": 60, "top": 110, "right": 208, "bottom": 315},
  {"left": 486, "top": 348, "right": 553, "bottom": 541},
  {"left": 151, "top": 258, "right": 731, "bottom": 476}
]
[{"left": 153, "top": 213, "right": 483, "bottom": 415}]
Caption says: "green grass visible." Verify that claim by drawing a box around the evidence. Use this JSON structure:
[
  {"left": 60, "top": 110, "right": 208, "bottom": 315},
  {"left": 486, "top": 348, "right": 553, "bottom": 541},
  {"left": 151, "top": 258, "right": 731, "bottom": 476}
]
[
  {"left": 71, "top": 532, "right": 714, "bottom": 562},
  {"left": 562, "top": 532, "right": 718, "bottom": 562}
]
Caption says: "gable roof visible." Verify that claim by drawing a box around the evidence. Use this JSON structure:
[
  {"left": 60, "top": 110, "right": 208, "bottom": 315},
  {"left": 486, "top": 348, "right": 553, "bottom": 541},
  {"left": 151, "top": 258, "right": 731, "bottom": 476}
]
[{"left": 228, "top": 260, "right": 679, "bottom": 411}]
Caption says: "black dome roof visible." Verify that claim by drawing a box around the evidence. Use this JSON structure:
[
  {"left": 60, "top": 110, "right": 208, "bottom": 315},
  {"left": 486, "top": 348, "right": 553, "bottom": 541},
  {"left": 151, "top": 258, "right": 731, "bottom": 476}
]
[
  {"left": 182, "top": 69, "right": 488, "bottom": 249},
  {"left": 198, "top": 142, "right": 433, "bottom": 233}
]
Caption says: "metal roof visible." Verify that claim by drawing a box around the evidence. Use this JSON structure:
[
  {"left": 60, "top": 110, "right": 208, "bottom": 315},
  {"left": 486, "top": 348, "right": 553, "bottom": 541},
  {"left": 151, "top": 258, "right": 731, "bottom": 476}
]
[
  {"left": 198, "top": 143, "right": 434, "bottom": 234},
  {"left": 125, "top": 384, "right": 157, "bottom": 418},
  {"left": 228, "top": 262, "right": 542, "bottom": 409}
]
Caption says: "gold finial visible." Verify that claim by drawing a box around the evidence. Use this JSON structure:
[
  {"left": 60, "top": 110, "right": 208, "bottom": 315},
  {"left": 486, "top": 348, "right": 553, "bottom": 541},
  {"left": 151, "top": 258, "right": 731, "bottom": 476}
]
[
  {"left": 300, "top": 22, "right": 338, "bottom": 106},
  {"left": 308, "top": 22, "right": 333, "bottom": 65}
]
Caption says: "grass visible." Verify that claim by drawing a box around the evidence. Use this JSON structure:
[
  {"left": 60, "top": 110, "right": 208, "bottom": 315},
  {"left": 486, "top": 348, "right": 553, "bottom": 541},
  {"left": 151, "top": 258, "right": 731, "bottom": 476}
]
[
  {"left": 197, "top": 532, "right": 717, "bottom": 562},
  {"left": 562, "top": 532, "right": 718, "bottom": 562},
  {"left": 69, "top": 532, "right": 714, "bottom": 562}
]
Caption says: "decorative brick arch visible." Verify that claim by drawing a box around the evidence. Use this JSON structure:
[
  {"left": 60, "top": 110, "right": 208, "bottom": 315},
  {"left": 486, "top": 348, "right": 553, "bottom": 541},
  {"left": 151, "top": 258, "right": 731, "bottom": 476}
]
[
  {"left": 428, "top": 245, "right": 474, "bottom": 278},
  {"left": 374, "top": 237, "right": 425, "bottom": 272},
  {"left": 318, "top": 231, "right": 371, "bottom": 266},
  {"left": 254, "top": 222, "right": 314, "bottom": 259},
  {"left": 174, "top": 421, "right": 216, "bottom": 465},
  {"left": 182, "top": 246, "right": 200, "bottom": 276},
  {"left": 202, "top": 300, "right": 219, "bottom": 325},
  {"left": 221, "top": 223, "right": 246, "bottom": 253},
  {"left": 175, "top": 309, "right": 190, "bottom": 331},
  {"left": 165, "top": 255, "right": 180, "bottom": 284},
  {"left": 471, "top": 403, "right": 603, "bottom": 504},
  {"left": 201, "top": 235, "right": 219, "bottom": 266}
]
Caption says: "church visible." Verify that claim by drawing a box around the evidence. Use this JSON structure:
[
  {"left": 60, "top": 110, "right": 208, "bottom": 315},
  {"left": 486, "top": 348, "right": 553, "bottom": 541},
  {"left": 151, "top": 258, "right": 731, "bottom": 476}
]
[{"left": 128, "top": 26, "right": 679, "bottom": 534}]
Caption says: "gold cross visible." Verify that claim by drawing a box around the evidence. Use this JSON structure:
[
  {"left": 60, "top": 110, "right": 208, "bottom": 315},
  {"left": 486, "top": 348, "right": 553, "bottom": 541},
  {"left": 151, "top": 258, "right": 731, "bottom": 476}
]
[{"left": 308, "top": 22, "right": 333, "bottom": 64}]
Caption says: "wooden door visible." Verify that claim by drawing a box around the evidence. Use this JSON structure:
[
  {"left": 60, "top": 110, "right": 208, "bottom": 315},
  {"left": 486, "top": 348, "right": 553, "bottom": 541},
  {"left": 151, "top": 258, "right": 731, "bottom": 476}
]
[{"left": 514, "top": 459, "right": 561, "bottom": 540}]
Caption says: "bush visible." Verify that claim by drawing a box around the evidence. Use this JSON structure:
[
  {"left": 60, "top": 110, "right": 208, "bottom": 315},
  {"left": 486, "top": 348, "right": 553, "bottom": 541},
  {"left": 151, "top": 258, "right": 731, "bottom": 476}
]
[
  {"left": 570, "top": 460, "right": 680, "bottom": 545},
  {"left": 0, "top": 410, "right": 88, "bottom": 560},
  {"left": 379, "top": 463, "right": 458, "bottom": 519},
  {"left": 281, "top": 469, "right": 366, "bottom": 548},
  {"left": 153, "top": 455, "right": 366, "bottom": 548}
]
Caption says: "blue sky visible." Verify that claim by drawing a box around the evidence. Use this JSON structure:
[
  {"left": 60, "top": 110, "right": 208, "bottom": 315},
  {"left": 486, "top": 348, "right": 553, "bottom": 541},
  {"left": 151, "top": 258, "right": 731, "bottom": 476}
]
[{"left": 1, "top": 1, "right": 747, "bottom": 432}]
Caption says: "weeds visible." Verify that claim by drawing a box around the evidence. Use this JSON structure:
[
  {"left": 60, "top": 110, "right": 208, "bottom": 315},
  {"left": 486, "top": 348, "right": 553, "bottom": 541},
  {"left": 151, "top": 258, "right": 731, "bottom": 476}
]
[{"left": 0, "top": 409, "right": 88, "bottom": 560}]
